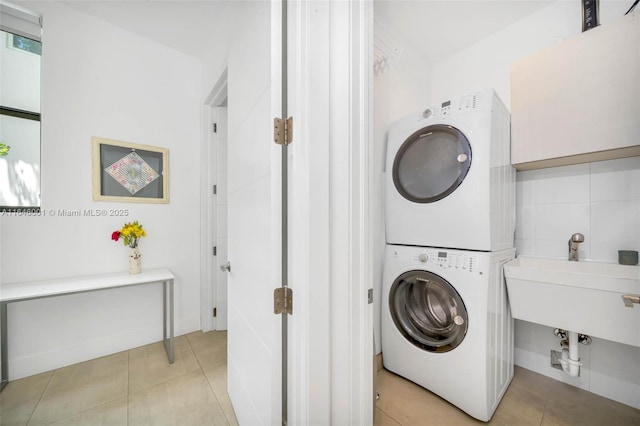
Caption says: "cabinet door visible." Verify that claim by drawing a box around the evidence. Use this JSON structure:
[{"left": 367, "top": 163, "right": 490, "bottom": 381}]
[{"left": 510, "top": 13, "right": 640, "bottom": 171}]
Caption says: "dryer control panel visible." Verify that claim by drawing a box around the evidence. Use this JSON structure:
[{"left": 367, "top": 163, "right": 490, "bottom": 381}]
[
  {"left": 420, "top": 89, "right": 494, "bottom": 119},
  {"left": 411, "top": 249, "right": 480, "bottom": 274}
]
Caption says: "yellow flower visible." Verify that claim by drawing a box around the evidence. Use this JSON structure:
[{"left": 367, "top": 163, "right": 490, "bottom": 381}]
[{"left": 112, "top": 220, "right": 147, "bottom": 248}]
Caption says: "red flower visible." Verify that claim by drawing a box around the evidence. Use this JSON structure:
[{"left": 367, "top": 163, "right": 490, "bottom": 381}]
[{"left": 111, "top": 231, "right": 121, "bottom": 241}]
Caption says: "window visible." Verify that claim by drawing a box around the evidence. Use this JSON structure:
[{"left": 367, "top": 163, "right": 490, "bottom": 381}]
[{"left": 0, "top": 4, "right": 42, "bottom": 211}]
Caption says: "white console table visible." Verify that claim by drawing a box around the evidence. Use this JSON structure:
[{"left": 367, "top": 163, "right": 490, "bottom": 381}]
[{"left": 0, "top": 268, "right": 175, "bottom": 391}]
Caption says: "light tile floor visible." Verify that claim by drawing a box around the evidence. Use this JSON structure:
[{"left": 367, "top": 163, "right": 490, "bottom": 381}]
[
  {"left": 3, "top": 334, "right": 639, "bottom": 426},
  {"left": 0, "top": 331, "right": 237, "bottom": 426},
  {"left": 375, "top": 356, "right": 640, "bottom": 426}
]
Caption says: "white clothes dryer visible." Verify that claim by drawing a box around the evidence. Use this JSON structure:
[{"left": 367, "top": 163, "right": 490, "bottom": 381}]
[
  {"left": 381, "top": 244, "right": 515, "bottom": 422},
  {"left": 384, "top": 88, "right": 515, "bottom": 251}
]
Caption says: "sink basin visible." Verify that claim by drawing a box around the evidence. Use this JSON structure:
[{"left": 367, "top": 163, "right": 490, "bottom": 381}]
[{"left": 504, "top": 256, "right": 640, "bottom": 348}]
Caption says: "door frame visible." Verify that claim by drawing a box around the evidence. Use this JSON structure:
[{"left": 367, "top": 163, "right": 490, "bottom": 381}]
[
  {"left": 200, "top": 68, "right": 228, "bottom": 332},
  {"left": 199, "top": 0, "right": 374, "bottom": 422},
  {"left": 287, "top": 0, "right": 374, "bottom": 424}
]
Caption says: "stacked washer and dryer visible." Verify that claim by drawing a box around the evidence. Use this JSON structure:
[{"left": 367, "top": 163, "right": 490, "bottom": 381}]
[{"left": 381, "top": 88, "right": 516, "bottom": 422}]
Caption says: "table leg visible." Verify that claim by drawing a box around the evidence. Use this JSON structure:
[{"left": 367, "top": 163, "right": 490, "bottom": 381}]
[
  {"left": 163, "top": 280, "right": 175, "bottom": 364},
  {"left": 169, "top": 279, "right": 174, "bottom": 362},
  {"left": 1, "top": 302, "right": 8, "bottom": 392}
]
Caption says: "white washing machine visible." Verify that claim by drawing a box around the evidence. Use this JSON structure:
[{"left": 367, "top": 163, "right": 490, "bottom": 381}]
[
  {"left": 381, "top": 244, "right": 515, "bottom": 422},
  {"left": 384, "top": 88, "right": 515, "bottom": 251}
]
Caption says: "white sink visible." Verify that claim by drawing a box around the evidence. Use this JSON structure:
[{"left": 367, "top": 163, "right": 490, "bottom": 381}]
[{"left": 504, "top": 256, "right": 640, "bottom": 348}]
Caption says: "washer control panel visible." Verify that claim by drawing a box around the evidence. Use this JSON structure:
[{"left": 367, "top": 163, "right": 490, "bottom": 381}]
[{"left": 411, "top": 249, "right": 479, "bottom": 273}]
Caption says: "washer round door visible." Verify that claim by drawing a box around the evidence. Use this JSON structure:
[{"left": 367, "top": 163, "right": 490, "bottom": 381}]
[
  {"left": 392, "top": 124, "right": 472, "bottom": 203},
  {"left": 389, "top": 270, "right": 468, "bottom": 353}
]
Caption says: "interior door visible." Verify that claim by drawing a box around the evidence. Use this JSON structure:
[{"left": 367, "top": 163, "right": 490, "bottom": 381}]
[
  {"left": 215, "top": 105, "right": 228, "bottom": 331},
  {"left": 225, "top": 1, "right": 283, "bottom": 425}
]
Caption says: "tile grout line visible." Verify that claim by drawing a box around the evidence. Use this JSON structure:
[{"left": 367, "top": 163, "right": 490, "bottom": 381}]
[
  {"left": 202, "top": 362, "right": 232, "bottom": 424},
  {"left": 538, "top": 368, "right": 556, "bottom": 426},
  {"left": 37, "top": 399, "right": 122, "bottom": 426},
  {"left": 186, "top": 332, "right": 233, "bottom": 425},
  {"left": 41, "top": 351, "right": 132, "bottom": 425},
  {"left": 25, "top": 370, "right": 55, "bottom": 426},
  {"left": 375, "top": 371, "right": 406, "bottom": 426},
  {"left": 376, "top": 405, "right": 403, "bottom": 426},
  {"left": 185, "top": 333, "right": 204, "bottom": 371}
]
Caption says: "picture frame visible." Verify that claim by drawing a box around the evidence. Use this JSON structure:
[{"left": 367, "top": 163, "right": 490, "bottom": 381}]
[{"left": 92, "top": 136, "right": 169, "bottom": 203}]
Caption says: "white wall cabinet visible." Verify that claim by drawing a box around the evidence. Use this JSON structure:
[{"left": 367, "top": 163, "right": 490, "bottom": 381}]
[{"left": 511, "top": 12, "right": 640, "bottom": 170}]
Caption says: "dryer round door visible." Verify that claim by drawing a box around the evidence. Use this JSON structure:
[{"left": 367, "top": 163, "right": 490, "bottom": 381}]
[
  {"left": 389, "top": 270, "right": 468, "bottom": 353},
  {"left": 392, "top": 124, "right": 472, "bottom": 203}
]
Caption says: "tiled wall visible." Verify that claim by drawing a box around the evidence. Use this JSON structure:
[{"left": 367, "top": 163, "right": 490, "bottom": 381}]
[
  {"left": 515, "top": 156, "right": 640, "bottom": 262},
  {"left": 514, "top": 156, "right": 640, "bottom": 409}
]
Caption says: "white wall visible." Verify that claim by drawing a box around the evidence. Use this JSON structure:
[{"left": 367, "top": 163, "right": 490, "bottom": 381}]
[
  {"left": 1, "top": 1, "right": 203, "bottom": 380},
  {"left": 425, "top": 0, "right": 640, "bottom": 409},
  {"left": 372, "top": 38, "right": 432, "bottom": 354}
]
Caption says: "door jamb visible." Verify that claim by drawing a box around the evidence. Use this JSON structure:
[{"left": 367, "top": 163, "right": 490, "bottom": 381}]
[
  {"left": 286, "top": 0, "right": 374, "bottom": 424},
  {"left": 200, "top": 68, "right": 228, "bottom": 332}
]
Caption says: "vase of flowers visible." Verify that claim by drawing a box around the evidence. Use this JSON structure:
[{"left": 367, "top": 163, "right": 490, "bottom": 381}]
[
  {"left": 111, "top": 220, "right": 146, "bottom": 274},
  {"left": 128, "top": 247, "right": 142, "bottom": 274}
]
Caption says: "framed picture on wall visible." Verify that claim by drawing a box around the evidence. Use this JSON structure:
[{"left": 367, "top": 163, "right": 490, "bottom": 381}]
[{"left": 92, "top": 136, "right": 169, "bottom": 203}]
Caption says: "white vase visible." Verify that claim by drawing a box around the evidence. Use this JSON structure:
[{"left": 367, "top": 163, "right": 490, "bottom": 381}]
[{"left": 129, "top": 247, "right": 142, "bottom": 274}]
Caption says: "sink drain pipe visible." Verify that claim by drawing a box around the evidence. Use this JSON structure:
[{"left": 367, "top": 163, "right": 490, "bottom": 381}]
[
  {"left": 560, "top": 331, "right": 581, "bottom": 377},
  {"left": 553, "top": 329, "right": 591, "bottom": 377}
]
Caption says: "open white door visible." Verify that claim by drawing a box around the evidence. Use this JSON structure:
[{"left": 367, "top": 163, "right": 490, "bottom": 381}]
[
  {"left": 224, "top": 1, "right": 283, "bottom": 425},
  {"left": 214, "top": 105, "right": 228, "bottom": 331}
]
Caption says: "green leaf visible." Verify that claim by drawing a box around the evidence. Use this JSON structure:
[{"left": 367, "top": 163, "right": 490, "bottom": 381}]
[{"left": 0, "top": 143, "right": 10, "bottom": 157}]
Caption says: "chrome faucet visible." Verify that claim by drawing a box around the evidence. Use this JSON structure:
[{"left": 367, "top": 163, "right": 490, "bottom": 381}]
[{"left": 568, "top": 233, "right": 584, "bottom": 261}]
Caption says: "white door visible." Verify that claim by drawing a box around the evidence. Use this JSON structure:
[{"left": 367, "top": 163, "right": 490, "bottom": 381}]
[
  {"left": 224, "top": 1, "right": 282, "bottom": 425},
  {"left": 214, "top": 105, "right": 228, "bottom": 331}
]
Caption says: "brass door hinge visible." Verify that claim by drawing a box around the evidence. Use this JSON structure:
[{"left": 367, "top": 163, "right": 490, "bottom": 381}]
[
  {"left": 274, "top": 116, "right": 293, "bottom": 146},
  {"left": 274, "top": 287, "right": 293, "bottom": 315}
]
